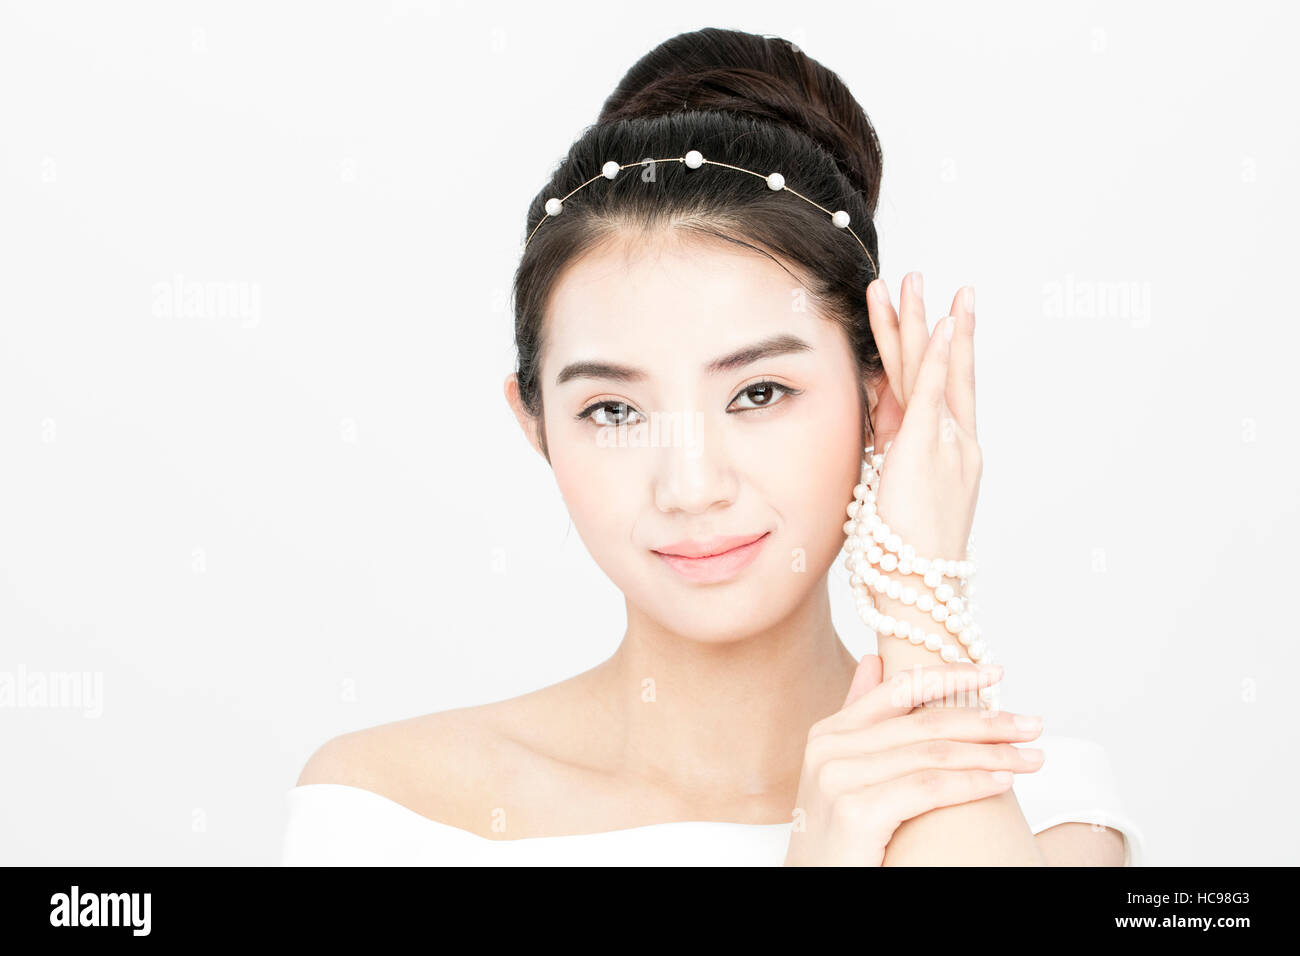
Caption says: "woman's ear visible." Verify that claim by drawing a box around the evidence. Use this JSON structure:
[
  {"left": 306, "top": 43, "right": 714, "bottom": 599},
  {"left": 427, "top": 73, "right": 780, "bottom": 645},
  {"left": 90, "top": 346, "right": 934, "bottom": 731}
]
[
  {"left": 865, "top": 373, "right": 903, "bottom": 448},
  {"left": 503, "top": 373, "right": 548, "bottom": 461}
]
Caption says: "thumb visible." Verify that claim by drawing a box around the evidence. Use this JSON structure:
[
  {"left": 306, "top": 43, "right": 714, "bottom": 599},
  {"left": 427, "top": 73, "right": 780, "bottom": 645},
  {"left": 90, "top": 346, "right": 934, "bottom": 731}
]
[{"left": 843, "top": 653, "right": 883, "bottom": 708}]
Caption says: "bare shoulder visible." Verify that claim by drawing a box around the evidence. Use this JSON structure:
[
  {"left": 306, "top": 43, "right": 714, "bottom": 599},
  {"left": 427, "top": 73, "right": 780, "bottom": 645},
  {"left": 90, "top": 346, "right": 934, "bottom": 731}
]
[
  {"left": 295, "top": 669, "right": 614, "bottom": 837},
  {"left": 1035, "top": 822, "right": 1127, "bottom": 866},
  {"left": 295, "top": 705, "right": 499, "bottom": 794}
]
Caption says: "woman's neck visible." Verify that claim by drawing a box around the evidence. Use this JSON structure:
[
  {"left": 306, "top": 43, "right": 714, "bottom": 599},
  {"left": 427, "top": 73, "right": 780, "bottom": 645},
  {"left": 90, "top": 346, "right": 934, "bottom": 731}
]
[{"left": 587, "top": 580, "right": 859, "bottom": 817}]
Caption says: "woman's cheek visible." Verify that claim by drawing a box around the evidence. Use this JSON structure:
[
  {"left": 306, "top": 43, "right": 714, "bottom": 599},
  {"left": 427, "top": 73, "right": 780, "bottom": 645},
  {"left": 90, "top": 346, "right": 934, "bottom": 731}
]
[
  {"left": 550, "top": 434, "right": 643, "bottom": 558},
  {"left": 756, "top": 397, "right": 861, "bottom": 563}
]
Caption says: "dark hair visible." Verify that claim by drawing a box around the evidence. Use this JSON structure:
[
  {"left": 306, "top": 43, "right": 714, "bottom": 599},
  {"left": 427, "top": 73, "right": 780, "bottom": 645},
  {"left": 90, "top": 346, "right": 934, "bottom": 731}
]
[{"left": 512, "top": 27, "right": 884, "bottom": 462}]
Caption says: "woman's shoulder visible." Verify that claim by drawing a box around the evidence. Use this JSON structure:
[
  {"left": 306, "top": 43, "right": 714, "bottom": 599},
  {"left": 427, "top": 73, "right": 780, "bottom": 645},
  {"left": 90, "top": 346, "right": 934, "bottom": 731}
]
[
  {"left": 1016, "top": 732, "right": 1145, "bottom": 866},
  {"left": 293, "top": 676, "right": 602, "bottom": 837}
]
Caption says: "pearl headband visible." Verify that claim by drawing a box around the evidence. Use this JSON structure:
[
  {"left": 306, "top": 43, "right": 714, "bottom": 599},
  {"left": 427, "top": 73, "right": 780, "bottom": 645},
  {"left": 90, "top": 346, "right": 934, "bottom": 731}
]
[{"left": 525, "top": 149, "right": 879, "bottom": 279}]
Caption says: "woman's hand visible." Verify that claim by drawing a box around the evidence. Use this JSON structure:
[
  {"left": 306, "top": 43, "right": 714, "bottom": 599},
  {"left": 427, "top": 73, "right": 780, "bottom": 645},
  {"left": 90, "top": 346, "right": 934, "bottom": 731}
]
[
  {"left": 865, "top": 273, "right": 980, "bottom": 560},
  {"left": 783, "top": 657, "right": 1043, "bottom": 866}
]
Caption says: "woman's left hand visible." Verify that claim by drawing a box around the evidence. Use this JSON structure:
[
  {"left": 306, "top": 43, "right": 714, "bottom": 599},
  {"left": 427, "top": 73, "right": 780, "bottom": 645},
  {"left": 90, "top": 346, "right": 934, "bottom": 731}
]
[{"left": 862, "top": 273, "right": 981, "bottom": 562}]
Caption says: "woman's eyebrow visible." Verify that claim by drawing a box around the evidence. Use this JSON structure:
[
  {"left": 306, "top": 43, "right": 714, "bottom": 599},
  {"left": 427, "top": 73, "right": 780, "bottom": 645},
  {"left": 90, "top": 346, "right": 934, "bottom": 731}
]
[{"left": 555, "top": 333, "right": 814, "bottom": 386}]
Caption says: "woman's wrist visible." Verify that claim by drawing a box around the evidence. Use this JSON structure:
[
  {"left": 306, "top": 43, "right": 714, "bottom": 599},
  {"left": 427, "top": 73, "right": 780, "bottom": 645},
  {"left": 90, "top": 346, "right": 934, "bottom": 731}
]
[{"left": 871, "top": 592, "right": 982, "bottom": 690}]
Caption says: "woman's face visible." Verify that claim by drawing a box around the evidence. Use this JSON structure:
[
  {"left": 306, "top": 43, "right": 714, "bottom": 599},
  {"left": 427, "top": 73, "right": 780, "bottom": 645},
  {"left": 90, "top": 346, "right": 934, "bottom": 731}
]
[{"left": 514, "top": 231, "right": 870, "bottom": 643}]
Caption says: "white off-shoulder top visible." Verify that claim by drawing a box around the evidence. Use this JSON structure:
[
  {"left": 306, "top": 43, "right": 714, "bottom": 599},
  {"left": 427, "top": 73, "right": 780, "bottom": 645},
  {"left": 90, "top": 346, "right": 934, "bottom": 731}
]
[{"left": 280, "top": 733, "right": 1145, "bottom": 866}]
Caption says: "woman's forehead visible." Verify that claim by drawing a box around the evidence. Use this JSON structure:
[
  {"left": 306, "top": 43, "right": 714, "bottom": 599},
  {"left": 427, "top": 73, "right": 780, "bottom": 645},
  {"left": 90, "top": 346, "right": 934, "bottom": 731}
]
[{"left": 542, "top": 235, "right": 837, "bottom": 380}]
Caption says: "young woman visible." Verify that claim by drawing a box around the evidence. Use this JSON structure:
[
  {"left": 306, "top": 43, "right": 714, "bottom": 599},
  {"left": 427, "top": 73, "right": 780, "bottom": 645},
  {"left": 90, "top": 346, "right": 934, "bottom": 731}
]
[{"left": 281, "top": 27, "right": 1143, "bottom": 866}]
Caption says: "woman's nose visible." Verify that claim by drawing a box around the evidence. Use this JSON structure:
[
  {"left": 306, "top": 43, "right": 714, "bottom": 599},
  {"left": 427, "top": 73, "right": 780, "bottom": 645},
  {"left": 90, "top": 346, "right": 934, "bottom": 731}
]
[{"left": 651, "top": 413, "right": 739, "bottom": 514}]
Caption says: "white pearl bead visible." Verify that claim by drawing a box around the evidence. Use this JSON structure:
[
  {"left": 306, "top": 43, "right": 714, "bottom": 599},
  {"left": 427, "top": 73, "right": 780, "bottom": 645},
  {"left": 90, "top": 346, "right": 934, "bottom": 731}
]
[
  {"left": 766, "top": 172, "right": 785, "bottom": 190},
  {"left": 602, "top": 161, "right": 620, "bottom": 179},
  {"left": 831, "top": 209, "right": 850, "bottom": 228},
  {"left": 684, "top": 149, "right": 703, "bottom": 169},
  {"left": 544, "top": 197, "right": 563, "bottom": 217}
]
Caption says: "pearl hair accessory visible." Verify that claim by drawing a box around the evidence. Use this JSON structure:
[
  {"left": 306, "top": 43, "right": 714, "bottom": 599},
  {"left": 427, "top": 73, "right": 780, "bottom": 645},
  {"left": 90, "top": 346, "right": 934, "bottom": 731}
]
[
  {"left": 526, "top": 150, "right": 878, "bottom": 278},
  {"left": 843, "top": 441, "right": 999, "bottom": 710}
]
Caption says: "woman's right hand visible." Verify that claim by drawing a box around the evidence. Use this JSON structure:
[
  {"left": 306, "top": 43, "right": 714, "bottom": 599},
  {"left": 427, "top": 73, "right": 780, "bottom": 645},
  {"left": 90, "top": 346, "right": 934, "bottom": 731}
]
[{"left": 783, "top": 657, "right": 1045, "bottom": 866}]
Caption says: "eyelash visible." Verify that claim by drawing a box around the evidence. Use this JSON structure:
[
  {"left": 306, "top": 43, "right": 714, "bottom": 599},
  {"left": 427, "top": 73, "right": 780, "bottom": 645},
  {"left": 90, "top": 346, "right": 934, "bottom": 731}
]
[{"left": 574, "top": 380, "right": 803, "bottom": 427}]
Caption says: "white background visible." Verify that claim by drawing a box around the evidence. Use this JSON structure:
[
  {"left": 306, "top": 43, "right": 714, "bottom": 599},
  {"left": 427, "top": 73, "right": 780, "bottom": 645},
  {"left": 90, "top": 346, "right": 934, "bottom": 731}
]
[{"left": 2, "top": 0, "right": 1295, "bottom": 865}]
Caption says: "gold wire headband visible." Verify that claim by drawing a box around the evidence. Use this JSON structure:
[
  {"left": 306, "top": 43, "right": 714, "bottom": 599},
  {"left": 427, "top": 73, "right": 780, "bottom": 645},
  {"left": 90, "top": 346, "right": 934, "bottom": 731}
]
[{"left": 524, "top": 149, "right": 878, "bottom": 278}]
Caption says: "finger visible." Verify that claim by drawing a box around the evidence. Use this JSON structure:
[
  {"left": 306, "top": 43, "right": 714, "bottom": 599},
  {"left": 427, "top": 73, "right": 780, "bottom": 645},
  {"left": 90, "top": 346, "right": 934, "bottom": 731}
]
[
  {"left": 842, "top": 653, "right": 883, "bottom": 708},
  {"left": 898, "top": 271, "right": 929, "bottom": 405},
  {"left": 809, "top": 741, "right": 1044, "bottom": 797},
  {"left": 946, "top": 286, "right": 977, "bottom": 441},
  {"left": 824, "top": 661, "right": 1002, "bottom": 731},
  {"left": 906, "top": 313, "right": 955, "bottom": 426},
  {"left": 812, "top": 704, "right": 1041, "bottom": 764},
  {"left": 867, "top": 705, "right": 1044, "bottom": 753},
  {"left": 866, "top": 767, "right": 1016, "bottom": 830},
  {"left": 866, "top": 279, "right": 905, "bottom": 410}
]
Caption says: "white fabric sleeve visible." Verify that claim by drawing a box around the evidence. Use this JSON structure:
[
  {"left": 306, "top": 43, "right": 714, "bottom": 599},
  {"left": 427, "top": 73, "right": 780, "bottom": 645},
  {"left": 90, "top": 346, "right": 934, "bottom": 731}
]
[
  {"left": 1012, "top": 733, "right": 1146, "bottom": 866},
  {"left": 279, "top": 784, "right": 490, "bottom": 866}
]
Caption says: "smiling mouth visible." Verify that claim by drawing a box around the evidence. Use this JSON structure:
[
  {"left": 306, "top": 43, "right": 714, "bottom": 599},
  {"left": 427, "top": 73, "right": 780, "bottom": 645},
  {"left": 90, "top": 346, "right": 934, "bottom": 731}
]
[
  {"left": 651, "top": 532, "right": 771, "bottom": 584},
  {"left": 652, "top": 532, "right": 769, "bottom": 559}
]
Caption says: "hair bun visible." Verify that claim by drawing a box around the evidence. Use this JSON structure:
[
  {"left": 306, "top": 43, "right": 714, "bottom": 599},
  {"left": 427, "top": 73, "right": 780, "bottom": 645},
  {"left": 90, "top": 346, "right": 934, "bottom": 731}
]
[{"left": 598, "top": 28, "right": 883, "bottom": 214}]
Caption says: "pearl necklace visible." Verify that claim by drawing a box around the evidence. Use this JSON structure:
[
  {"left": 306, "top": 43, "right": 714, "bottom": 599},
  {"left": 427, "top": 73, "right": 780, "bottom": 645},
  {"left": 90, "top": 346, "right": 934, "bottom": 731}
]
[{"left": 843, "top": 442, "right": 999, "bottom": 709}]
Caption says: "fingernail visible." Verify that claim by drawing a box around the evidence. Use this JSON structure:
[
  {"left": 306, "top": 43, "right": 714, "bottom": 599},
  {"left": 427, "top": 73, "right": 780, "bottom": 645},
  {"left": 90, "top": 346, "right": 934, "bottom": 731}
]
[
  {"left": 943, "top": 315, "right": 955, "bottom": 341},
  {"left": 962, "top": 286, "right": 974, "bottom": 311},
  {"left": 1019, "top": 747, "right": 1044, "bottom": 765},
  {"left": 910, "top": 271, "right": 923, "bottom": 299},
  {"left": 1014, "top": 714, "right": 1042, "bottom": 732}
]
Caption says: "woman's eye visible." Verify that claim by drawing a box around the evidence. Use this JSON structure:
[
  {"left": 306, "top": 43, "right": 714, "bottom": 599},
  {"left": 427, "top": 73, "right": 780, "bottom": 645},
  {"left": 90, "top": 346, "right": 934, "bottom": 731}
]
[
  {"left": 578, "top": 401, "right": 644, "bottom": 427},
  {"left": 577, "top": 382, "right": 800, "bottom": 427},
  {"left": 729, "top": 381, "right": 800, "bottom": 412}
]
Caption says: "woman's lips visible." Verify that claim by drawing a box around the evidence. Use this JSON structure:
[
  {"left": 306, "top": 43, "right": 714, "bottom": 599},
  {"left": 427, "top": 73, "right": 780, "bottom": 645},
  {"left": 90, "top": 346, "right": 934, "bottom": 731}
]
[{"left": 652, "top": 532, "right": 771, "bottom": 584}]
